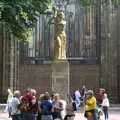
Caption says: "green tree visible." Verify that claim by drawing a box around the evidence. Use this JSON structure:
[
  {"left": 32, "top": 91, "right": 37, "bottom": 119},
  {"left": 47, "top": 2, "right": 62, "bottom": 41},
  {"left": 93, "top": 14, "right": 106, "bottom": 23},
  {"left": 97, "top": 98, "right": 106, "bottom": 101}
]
[{"left": 0, "top": 0, "right": 52, "bottom": 41}]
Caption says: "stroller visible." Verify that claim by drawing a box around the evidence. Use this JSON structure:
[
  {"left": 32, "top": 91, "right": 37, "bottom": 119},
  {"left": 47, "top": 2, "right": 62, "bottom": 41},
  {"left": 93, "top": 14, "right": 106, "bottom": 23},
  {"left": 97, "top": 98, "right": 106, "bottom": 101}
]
[{"left": 97, "top": 106, "right": 104, "bottom": 120}]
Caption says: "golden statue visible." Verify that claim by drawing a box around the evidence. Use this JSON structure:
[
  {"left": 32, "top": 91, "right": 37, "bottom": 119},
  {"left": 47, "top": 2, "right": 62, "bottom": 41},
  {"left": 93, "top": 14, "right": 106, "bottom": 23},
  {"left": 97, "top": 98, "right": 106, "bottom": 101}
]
[{"left": 49, "top": 9, "right": 66, "bottom": 60}]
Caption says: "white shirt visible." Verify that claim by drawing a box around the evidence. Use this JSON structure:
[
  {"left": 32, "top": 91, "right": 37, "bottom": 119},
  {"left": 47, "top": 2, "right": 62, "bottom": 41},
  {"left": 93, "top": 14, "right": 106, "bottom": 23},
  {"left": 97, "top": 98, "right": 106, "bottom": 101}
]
[
  {"left": 11, "top": 97, "right": 21, "bottom": 115},
  {"left": 75, "top": 90, "right": 81, "bottom": 100},
  {"left": 60, "top": 100, "right": 67, "bottom": 120},
  {"left": 101, "top": 98, "right": 110, "bottom": 107}
]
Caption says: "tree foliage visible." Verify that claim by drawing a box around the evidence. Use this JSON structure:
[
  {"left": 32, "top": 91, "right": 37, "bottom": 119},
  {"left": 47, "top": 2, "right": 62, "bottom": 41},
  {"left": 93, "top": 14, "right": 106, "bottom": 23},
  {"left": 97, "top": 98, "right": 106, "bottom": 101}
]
[{"left": 0, "top": 0, "right": 53, "bottom": 41}]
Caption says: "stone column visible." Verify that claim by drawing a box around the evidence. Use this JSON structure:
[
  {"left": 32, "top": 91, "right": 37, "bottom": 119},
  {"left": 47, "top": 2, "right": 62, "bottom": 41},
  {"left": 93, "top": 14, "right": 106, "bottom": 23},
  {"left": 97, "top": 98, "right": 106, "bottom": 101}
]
[
  {"left": 0, "top": 25, "right": 3, "bottom": 94},
  {"left": 52, "top": 60, "right": 69, "bottom": 100}
]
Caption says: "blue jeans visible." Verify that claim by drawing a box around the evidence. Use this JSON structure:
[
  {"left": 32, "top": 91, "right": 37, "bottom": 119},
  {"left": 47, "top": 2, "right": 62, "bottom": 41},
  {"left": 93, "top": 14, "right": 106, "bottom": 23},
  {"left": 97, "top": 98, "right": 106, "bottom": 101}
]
[
  {"left": 103, "top": 107, "right": 109, "bottom": 120},
  {"left": 22, "top": 112, "right": 36, "bottom": 120},
  {"left": 75, "top": 99, "right": 80, "bottom": 110},
  {"left": 93, "top": 110, "right": 98, "bottom": 120},
  {"left": 11, "top": 114, "right": 21, "bottom": 120},
  {"left": 8, "top": 104, "right": 12, "bottom": 117},
  {"left": 41, "top": 115, "right": 53, "bottom": 120}
]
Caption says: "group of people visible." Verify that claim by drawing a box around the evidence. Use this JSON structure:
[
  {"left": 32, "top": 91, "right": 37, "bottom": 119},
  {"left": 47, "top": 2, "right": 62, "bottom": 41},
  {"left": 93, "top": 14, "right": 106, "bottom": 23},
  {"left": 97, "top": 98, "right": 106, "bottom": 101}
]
[
  {"left": 72, "top": 87, "right": 110, "bottom": 120},
  {"left": 5, "top": 87, "right": 109, "bottom": 120},
  {"left": 5, "top": 88, "right": 74, "bottom": 120}
]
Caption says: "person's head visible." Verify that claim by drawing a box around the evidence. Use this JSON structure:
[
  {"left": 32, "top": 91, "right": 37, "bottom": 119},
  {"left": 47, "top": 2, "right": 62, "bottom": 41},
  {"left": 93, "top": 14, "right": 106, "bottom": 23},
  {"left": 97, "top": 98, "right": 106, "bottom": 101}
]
[
  {"left": 51, "top": 91, "right": 56, "bottom": 101},
  {"left": 99, "top": 88, "right": 105, "bottom": 95},
  {"left": 39, "top": 94, "right": 45, "bottom": 102},
  {"left": 7, "top": 88, "right": 12, "bottom": 94},
  {"left": 31, "top": 89, "right": 37, "bottom": 96},
  {"left": 45, "top": 91, "right": 49, "bottom": 96},
  {"left": 13, "top": 90, "right": 21, "bottom": 98},
  {"left": 76, "top": 88, "right": 80, "bottom": 91},
  {"left": 54, "top": 93, "right": 60, "bottom": 101},
  {"left": 26, "top": 88, "right": 32, "bottom": 93},
  {"left": 86, "top": 90, "right": 94, "bottom": 98},
  {"left": 44, "top": 94, "right": 50, "bottom": 101},
  {"left": 103, "top": 93, "right": 108, "bottom": 99},
  {"left": 57, "top": 12, "right": 65, "bottom": 19},
  {"left": 82, "top": 85, "right": 86, "bottom": 89}
]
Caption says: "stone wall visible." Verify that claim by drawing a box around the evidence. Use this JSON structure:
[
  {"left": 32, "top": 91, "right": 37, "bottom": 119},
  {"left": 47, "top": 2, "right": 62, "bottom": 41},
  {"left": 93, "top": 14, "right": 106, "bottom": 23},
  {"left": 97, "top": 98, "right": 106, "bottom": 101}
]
[
  {"left": 19, "top": 64, "right": 99, "bottom": 94},
  {"left": 19, "top": 64, "right": 52, "bottom": 93},
  {"left": 13, "top": 63, "right": 120, "bottom": 103},
  {"left": 69, "top": 64, "right": 99, "bottom": 92}
]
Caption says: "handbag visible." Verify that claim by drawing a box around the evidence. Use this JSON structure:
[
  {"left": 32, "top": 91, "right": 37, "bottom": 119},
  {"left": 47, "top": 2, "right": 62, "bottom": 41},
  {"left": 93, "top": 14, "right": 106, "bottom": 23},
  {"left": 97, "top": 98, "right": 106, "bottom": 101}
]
[{"left": 84, "top": 111, "right": 88, "bottom": 118}]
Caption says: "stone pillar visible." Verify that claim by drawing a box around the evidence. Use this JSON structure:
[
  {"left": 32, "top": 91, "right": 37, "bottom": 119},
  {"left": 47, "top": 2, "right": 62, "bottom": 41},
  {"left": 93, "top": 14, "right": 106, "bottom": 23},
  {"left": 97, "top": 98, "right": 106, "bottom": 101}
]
[
  {"left": 0, "top": 25, "right": 3, "bottom": 94},
  {"left": 52, "top": 60, "right": 69, "bottom": 100}
]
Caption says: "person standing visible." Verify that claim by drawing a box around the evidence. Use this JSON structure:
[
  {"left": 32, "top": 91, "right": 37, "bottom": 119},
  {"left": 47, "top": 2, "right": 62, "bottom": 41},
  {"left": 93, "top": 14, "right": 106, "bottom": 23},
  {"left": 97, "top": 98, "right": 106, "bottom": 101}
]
[
  {"left": 40, "top": 94, "right": 53, "bottom": 120},
  {"left": 20, "top": 88, "right": 37, "bottom": 120},
  {"left": 64, "top": 95, "right": 75, "bottom": 120},
  {"left": 84, "top": 90, "right": 98, "bottom": 120},
  {"left": 6, "top": 88, "right": 13, "bottom": 118},
  {"left": 37, "top": 94, "right": 45, "bottom": 120},
  {"left": 101, "top": 93, "right": 110, "bottom": 120},
  {"left": 59, "top": 99, "right": 67, "bottom": 120},
  {"left": 31, "top": 89, "right": 38, "bottom": 120},
  {"left": 97, "top": 88, "right": 106, "bottom": 106},
  {"left": 81, "top": 85, "right": 87, "bottom": 106},
  {"left": 74, "top": 89, "right": 81, "bottom": 110},
  {"left": 11, "top": 90, "right": 21, "bottom": 120},
  {"left": 52, "top": 93, "right": 63, "bottom": 120},
  {"left": 71, "top": 91, "right": 76, "bottom": 111}
]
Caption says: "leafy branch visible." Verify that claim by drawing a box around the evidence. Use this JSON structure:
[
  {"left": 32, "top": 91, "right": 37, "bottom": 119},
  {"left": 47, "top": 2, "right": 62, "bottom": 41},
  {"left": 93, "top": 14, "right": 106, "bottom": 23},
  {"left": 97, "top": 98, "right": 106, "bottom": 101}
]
[{"left": 0, "top": 0, "right": 53, "bottom": 41}]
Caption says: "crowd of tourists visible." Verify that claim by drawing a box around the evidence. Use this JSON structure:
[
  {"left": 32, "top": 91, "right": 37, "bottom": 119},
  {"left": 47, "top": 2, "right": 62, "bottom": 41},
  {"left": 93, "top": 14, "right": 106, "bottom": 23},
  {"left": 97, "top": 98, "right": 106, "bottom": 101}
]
[{"left": 5, "top": 86, "right": 110, "bottom": 120}]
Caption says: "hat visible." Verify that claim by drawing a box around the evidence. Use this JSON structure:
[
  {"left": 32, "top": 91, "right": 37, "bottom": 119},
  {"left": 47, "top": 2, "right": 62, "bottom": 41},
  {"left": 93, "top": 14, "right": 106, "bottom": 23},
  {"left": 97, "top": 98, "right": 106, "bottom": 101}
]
[{"left": 86, "top": 90, "right": 94, "bottom": 95}]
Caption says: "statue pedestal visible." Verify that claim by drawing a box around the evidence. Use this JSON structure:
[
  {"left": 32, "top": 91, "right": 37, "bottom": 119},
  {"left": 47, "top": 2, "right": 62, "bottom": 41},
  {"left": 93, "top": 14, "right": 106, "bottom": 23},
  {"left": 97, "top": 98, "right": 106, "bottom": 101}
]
[{"left": 52, "top": 60, "right": 69, "bottom": 100}]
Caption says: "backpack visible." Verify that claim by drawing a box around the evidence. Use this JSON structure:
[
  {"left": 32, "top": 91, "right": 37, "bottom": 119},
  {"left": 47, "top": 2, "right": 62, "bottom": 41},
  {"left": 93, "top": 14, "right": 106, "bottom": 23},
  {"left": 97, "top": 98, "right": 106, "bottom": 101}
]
[
  {"left": 20, "top": 96, "right": 31, "bottom": 112},
  {"left": 72, "top": 93, "right": 76, "bottom": 101}
]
